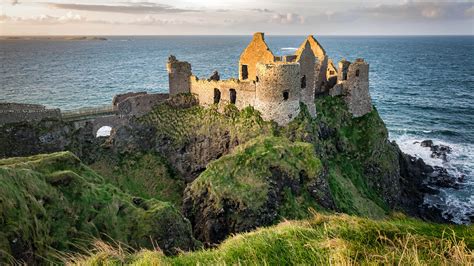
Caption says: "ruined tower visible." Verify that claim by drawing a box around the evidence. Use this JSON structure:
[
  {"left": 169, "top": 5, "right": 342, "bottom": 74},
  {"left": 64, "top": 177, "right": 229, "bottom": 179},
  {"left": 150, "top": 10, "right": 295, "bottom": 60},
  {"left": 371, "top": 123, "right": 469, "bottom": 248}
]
[
  {"left": 330, "top": 58, "right": 372, "bottom": 117},
  {"left": 167, "top": 55, "right": 192, "bottom": 96}
]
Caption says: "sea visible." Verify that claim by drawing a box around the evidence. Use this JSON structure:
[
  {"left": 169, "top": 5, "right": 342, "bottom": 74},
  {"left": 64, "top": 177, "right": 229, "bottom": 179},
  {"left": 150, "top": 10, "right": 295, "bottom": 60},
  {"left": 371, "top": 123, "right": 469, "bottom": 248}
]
[{"left": 1, "top": 36, "right": 473, "bottom": 224}]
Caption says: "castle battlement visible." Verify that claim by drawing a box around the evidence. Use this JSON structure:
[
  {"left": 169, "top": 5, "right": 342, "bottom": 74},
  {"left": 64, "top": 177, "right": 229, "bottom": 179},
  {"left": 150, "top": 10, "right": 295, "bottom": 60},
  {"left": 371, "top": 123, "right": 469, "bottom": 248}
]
[{"left": 167, "top": 32, "right": 372, "bottom": 125}]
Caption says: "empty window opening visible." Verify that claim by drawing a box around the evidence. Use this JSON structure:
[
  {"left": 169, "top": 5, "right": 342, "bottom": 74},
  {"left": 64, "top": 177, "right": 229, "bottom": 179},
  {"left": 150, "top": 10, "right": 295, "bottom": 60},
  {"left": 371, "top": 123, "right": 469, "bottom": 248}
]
[
  {"left": 283, "top": 91, "right": 289, "bottom": 101},
  {"left": 96, "top": 126, "right": 112, "bottom": 138},
  {"left": 213, "top": 88, "right": 221, "bottom": 104},
  {"left": 329, "top": 70, "right": 335, "bottom": 75},
  {"left": 342, "top": 71, "right": 348, "bottom": 81},
  {"left": 256, "top": 76, "right": 259, "bottom": 82},
  {"left": 301, "top": 75, "right": 306, "bottom": 88},
  {"left": 230, "top": 89, "right": 237, "bottom": 104},
  {"left": 355, "top": 69, "right": 360, "bottom": 77},
  {"left": 241, "top": 65, "right": 248, "bottom": 80}
]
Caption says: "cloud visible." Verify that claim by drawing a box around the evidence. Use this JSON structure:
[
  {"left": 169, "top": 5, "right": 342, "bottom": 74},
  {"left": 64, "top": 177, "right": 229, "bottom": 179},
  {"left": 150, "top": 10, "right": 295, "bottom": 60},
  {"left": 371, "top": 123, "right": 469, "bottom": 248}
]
[
  {"left": 251, "top": 8, "right": 273, "bottom": 13},
  {"left": 0, "top": 11, "right": 86, "bottom": 24},
  {"left": 11, "top": 0, "right": 19, "bottom": 5},
  {"left": 363, "top": 1, "right": 474, "bottom": 20},
  {"left": 45, "top": 2, "right": 198, "bottom": 14},
  {"left": 270, "top": 12, "right": 305, "bottom": 24}
]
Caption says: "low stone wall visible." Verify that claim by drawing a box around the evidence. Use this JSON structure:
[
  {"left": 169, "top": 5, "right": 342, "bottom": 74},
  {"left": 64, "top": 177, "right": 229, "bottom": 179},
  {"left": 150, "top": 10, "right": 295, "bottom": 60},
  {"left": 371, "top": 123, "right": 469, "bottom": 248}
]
[
  {"left": 117, "top": 93, "right": 169, "bottom": 117},
  {"left": 112, "top": 92, "right": 147, "bottom": 109},
  {"left": 0, "top": 103, "right": 61, "bottom": 125}
]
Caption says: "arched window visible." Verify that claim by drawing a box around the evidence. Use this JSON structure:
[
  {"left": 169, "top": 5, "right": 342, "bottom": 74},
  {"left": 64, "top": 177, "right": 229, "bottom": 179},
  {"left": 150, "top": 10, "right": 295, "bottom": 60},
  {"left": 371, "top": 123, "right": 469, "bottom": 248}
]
[
  {"left": 283, "top": 91, "right": 289, "bottom": 101},
  {"left": 256, "top": 76, "right": 259, "bottom": 82},
  {"left": 301, "top": 75, "right": 306, "bottom": 88},
  {"left": 213, "top": 88, "right": 221, "bottom": 104},
  {"left": 355, "top": 69, "right": 360, "bottom": 77},
  {"left": 229, "top": 89, "right": 237, "bottom": 104}
]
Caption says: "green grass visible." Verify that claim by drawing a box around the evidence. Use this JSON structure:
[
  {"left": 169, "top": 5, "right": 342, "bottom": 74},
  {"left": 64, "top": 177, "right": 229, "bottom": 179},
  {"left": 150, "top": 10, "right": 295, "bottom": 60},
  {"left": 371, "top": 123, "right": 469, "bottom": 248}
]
[
  {"left": 0, "top": 152, "right": 199, "bottom": 264},
  {"left": 187, "top": 136, "right": 322, "bottom": 217},
  {"left": 90, "top": 153, "right": 184, "bottom": 206},
  {"left": 69, "top": 212, "right": 474, "bottom": 265}
]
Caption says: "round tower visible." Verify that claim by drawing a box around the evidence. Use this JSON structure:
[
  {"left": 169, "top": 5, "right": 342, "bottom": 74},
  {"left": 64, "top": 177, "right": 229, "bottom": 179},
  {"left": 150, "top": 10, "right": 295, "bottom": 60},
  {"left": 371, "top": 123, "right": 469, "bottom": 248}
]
[{"left": 254, "top": 62, "right": 300, "bottom": 125}]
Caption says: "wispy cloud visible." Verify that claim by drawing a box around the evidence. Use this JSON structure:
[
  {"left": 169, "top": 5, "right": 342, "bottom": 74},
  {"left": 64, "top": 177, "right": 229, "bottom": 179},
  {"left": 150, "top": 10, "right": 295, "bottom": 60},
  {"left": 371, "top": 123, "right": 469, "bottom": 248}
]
[
  {"left": 45, "top": 2, "right": 199, "bottom": 14},
  {"left": 270, "top": 12, "right": 304, "bottom": 24},
  {"left": 362, "top": 1, "right": 473, "bottom": 20}
]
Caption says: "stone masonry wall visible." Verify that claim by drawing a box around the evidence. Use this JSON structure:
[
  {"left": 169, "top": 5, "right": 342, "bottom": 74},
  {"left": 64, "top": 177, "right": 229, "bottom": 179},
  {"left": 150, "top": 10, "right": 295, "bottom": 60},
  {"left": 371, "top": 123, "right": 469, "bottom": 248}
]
[
  {"left": 117, "top": 93, "right": 169, "bottom": 117},
  {"left": 239, "top": 33, "right": 275, "bottom": 81},
  {"left": 190, "top": 77, "right": 256, "bottom": 110},
  {"left": 295, "top": 41, "right": 317, "bottom": 117},
  {"left": 167, "top": 55, "right": 192, "bottom": 95},
  {"left": 344, "top": 59, "right": 372, "bottom": 117},
  {"left": 0, "top": 103, "right": 61, "bottom": 125},
  {"left": 255, "top": 63, "right": 300, "bottom": 125}
]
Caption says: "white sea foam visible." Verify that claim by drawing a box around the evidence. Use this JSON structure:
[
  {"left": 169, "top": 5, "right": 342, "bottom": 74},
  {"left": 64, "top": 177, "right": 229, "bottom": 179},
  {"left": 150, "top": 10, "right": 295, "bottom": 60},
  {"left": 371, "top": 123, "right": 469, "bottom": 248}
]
[{"left": 393, "top": 134, "right": 474, "bottom": 224}]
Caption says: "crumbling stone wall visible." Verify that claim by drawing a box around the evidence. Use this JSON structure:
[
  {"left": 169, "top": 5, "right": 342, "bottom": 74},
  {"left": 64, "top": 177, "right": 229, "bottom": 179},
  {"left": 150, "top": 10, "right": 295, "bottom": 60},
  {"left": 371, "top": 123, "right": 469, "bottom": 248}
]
[
  {"left": 116, "top": 93, "right": 169, "bottom": 117},
  {"left": 330, "top": 59, "right": 372, "bottom": 117},
  {"left": 112, "top": 92, "right": 147, "bottom": 109},
  {"left": 0, "top": 103, "right": 61, "bottom": 125},
  {"left": 190, "top": 77, "right": 256, "bottom": 110},
  {"left": 239, "top": 33, "right": 275, "bottom": 81},
  {"left": 295, "top": 41, "right": 317, "bottom": 117},
  {"left": 326, "top": 59, "right": 338, "bottom": 88},
  {"left": 167, "top": 55, "right": 192, "bottom": 95},
  {"left": 255, "top": 63, "right": 300, "bottom": 125},
  {"left": 296, "top": 36, "right": 328, "bottom": 95}
]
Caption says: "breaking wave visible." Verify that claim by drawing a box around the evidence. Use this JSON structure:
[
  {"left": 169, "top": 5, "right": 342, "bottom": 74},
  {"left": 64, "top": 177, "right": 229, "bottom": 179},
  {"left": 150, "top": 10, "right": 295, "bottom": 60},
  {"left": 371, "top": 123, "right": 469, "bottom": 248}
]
[{"left": 393, "top": 134, "right": 474, "bottom": 224}]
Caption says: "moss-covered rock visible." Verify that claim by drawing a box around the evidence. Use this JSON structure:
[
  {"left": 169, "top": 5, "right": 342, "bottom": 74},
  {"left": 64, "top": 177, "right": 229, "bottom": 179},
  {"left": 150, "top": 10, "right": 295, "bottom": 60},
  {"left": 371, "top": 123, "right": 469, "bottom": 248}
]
[
  {"left": 0, "top": 152, "right": 200, "bottom": 264},
  {"left": 90, "top": 152, "right": 185, "bottom": 206},
  {"left": 183, "top": 136, "right": 325, "bottom": 244}
]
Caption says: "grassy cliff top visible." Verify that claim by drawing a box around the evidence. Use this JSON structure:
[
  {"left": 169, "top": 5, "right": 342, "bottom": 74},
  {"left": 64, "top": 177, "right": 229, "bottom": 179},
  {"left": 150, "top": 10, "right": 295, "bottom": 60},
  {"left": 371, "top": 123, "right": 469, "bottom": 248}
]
[
  {"left": 70, "top": 212, "right": 473, "bottom": 265},
  {"left": 0, "top": 152, "right": 199, "bottom": 264},
  {"left": 188, "top": 136, "right": 322, "bottom": 211}
]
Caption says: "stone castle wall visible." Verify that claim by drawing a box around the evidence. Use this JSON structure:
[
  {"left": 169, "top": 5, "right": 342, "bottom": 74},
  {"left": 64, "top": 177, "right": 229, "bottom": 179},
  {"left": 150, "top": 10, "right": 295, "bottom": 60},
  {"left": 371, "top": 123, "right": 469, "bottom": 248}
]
[
  {"left": 254, "top": 63, "right": 301, "bottom": 125},
  {"left": 0, "top": 103, "right": 61, "bottom": 125},
  {"left": 239, "top": 33, "right": 275, "bottom": 81},
  {"left": 190, "top": 77, "right": 256, "bottom": 110},
  {"left": 116, "top": 93, "right": 169, "bottom": 117},
  {"left": 167, "top": 55, "right": 192, "bottom": 96},
  {"left": 330, "top": 59, "right": 372, "bottom": 117}
]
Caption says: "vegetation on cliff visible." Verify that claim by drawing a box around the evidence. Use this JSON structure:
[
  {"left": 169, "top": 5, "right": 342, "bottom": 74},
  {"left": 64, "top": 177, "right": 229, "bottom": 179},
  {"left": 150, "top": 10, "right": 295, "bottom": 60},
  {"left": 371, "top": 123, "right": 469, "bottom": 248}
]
[
  {"left": 90, "top": 153, "right": 184, "bottom": 206},
  {"left": 0, "top": 152, "right": 199, "bottom": 264},
  {"left": 69, "top": 212, "right": 473, "bottom": 265},
  {"left": 183, "top": 136, "right": 324, "bottom": 243}
]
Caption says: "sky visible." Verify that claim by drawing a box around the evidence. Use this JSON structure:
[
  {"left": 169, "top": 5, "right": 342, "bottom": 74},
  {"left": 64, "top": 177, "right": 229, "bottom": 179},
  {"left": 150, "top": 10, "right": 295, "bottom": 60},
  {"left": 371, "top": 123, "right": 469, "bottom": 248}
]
[{"left": 1, "top": 0, "right": 473, "bottom": 35}]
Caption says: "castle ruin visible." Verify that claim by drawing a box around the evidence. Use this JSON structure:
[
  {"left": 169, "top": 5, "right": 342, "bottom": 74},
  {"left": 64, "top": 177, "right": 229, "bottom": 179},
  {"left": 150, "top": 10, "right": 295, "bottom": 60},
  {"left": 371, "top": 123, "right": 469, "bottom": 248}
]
[{"left": 166, "top": 32, "right": 372, "bottom": 125}]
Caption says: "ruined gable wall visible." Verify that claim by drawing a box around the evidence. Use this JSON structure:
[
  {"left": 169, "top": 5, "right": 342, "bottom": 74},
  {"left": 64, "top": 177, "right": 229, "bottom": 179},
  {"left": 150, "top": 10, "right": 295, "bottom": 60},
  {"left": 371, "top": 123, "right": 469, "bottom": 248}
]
[
  {"left": 167, "top": 56, "right": 192, "bottom": 95},
  {"left": 190, "top": 77, "right": 256, "bottom": 110},
  {"left": 117, "top": 93, "right": 169, "bottom": 117},
  {"left": 239, "top": 33, "right": 275, "bottom": 81},
  {"left": 296, "top": 36, "right": 328, "bottom": 95},
  {"left": 254, "top": 63, "right": 300, "bottom": 125},
  {"left": 296, "top": 42, "right": 317, "bottom": 117}
]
